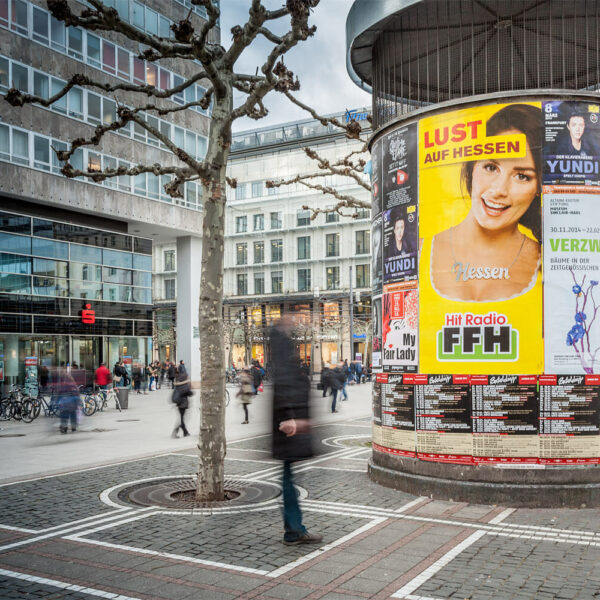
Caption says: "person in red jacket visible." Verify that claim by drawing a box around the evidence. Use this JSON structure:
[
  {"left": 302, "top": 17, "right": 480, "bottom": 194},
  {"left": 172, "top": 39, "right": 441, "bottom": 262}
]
[{"left": 95, "top": 363, "right": 111, "bottom": 390}]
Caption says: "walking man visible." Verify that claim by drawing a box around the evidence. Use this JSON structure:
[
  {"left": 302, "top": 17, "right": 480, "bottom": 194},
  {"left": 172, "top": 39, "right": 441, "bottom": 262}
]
[{"left": 270, "top": 314, "right": 322, "bottom": 546}]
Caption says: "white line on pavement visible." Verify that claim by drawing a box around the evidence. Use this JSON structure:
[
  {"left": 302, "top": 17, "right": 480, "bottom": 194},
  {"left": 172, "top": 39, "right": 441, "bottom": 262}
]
[
  {"left": 391, "top": 530, "right": 488, "bottom": 599},
  {"left": 0, "top": 508, "right": 153, "bottom": 553},
  {"left": 395, "top": 497, "right": 429, "bottom": 513},
  {"left": 488, "top": 508, "right": 515, "bottom": 524},
  {"left": 62, "top": 537, "right": 270, "bottom": 576},
  {"left": 0, "top": 566, "right": 144, "bottom": 600},
  {"left": 0, "top": 524, "right": 38, "bottom": 534},
  {"left": 267, "top": 517, "right": 388, "bottom": 578}
]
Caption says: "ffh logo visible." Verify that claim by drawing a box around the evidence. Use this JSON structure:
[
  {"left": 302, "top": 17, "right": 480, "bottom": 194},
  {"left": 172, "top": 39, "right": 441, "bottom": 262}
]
[
  {"left": 81, "top": 303, "right": 96, "bottom": 324},
  {"left": 396, "top": 170, "right": 408, "bottom": 185}
]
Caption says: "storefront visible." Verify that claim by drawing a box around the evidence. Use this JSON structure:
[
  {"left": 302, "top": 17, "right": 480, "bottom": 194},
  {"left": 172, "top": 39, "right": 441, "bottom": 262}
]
[{"left": 0, "top": 210, "right": 152, "bottom": 392}]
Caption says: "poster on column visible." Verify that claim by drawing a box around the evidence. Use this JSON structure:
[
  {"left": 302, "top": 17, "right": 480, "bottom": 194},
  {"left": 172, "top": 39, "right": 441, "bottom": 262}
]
[
  {"left": 383, "top": 203, "right": 418, "bottom": 283},
  {"left": 372, "top": 213, "right": 383, "bottom": 294},
  {"left": 371, "top": 137, "right": 382, "bottom": 217},
  {"left": 417, "top": 101, "right": 543, "bottom": 374},
  {"left": 415, "top": 374, "right": 472, "bottom": 463},
  {"left": 543, "top": 190, "right": 600, "bottom": 374},
  {"left": 471, "top": 375, "right": 539, "bottom": 463},
  {"left": 542, "top": 101, "right": 600, "bottom": 186},
  {"left": 372, "top": 295, "right": 382, "bottom": 370},
  {"left": 539, "top": 374, "right": 600, "bottom": 463},
  {"left": 382, "top": 122, "right": 418, "bottom": 210},
  {"left": 382, "top": 282, "right": 418, "bottom": 372}
]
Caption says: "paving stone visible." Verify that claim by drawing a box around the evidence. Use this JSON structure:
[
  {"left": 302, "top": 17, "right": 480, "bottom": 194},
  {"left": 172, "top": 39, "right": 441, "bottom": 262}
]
[
  {"left": 0, "top": 574, "right": 101, "bottom": 599},
  {"left": 263, "top": 582, "right": 315, "bottom": 599}
]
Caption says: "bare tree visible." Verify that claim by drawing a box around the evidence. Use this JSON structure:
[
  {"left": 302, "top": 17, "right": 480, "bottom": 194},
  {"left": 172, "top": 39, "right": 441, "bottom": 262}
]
[
  {"left": 266, "top": 106, "right": 372, "bottom": 219},
  {"left": 5, "top": 0, "right": 329, "bottom": 501}
]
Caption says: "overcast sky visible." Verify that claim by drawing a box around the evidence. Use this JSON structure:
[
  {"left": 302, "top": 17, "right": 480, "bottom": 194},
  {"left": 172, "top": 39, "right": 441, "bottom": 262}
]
[{"left": 220, "top": 0, "right": 372, "bottom": 132}]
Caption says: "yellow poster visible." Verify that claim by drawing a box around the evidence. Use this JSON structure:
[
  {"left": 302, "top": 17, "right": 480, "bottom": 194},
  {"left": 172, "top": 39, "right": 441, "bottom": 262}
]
[{"left": 418, "top": 102, "right": 543, "bottom": 374}]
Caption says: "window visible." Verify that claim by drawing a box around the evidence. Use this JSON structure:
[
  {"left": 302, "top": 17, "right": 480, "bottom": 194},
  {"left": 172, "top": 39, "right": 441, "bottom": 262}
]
[
  {"left": 326, "top": 266, "right": 340, "bottom": 290},
  {"left": 11, "top": 129, "right": 29, "bottom": 165},
  {"left": 103, "top": 249, "right": 133, "bottom": 269},
  {"left": 356, "top": 264, "right": 370, "bottom": 288},
  {"left": 251, "top": 181, "right": 263, "bottom": 197},
  {"left": 253, "top": 214, "right": 264, "bottom": 231},
  {"left": 356, "top": 207, "right": 369, "bottom": 219},
  {"left": 12, "top": 63, "right": 27, "bottom": 92},
  {"left": 0, "top": 124, "right": 7, "bottom": 160},
  {"left": 32, "top": 238, "right": 68, "bottom": 260},
  {"left": 50, "top": 16, "right": 65, "bottom": 52},
  {"left": 87, "top": 34, "right": 101, "bottom": 68},
  {"left": 235, "top": 183, "right": 247, "bottom": 201},
  {"left": 236, "top": 243, "right": 247, "bottom": 266},
  {"left": 271, "top": 239, "right": 283, "bottom": 263},
  {"left": 326, "top": 207, "right": 339, "bottom": 223},
  {"left": 253, "top": 241, "right": 264, "bottom": 264},
  {"left": 32, "top": 7, "right": 48, "bottom": 43},
  {"left": 254, "top": 272, "right": 264, "bottom": 295},
  {"left": 270, "top": 212, "right": 282, "bottom": 229},
  {"left": 88, "top": 93, "right": 102, "bottom": 124},
  {"left": 68, "top": 27, "right": 83, "bottom": 59},
  {"left": 298, "top": 268, "right": 311, "bottom": 292},
  {"left": 326, "top": 233, "right": 340, "bottom": 257},
  {"left": 117, "top": 48, "right": 130, "bottom": 79},
  {"left": 235, "top": 216, "right": 247, "bottom": 233},
  {"left": 297, "top": 236, "right": 311, "bottom": 260},
  {"left": 165, "top": 279, "right": 175, "bottom": 300},
  {"left": 11, "top": 0, "right": 28, "bottom": 35},
  {"left": 271, "top": 271, "right": 283, "bottom": 294},
  {"left": 236, "top": 273, "right": 248, "bottom": 296},
  {"left": 355, "top": 230, "right": 370, "bottom": 255},
  {"left": 0, "top": 57, "right": 8, "bottom": 93},
  {"left": 297, "top": 209, "right": 310, "bottom": 227},
  {"left": 164, "top": 250, "right": 175, "bottom": 272}
]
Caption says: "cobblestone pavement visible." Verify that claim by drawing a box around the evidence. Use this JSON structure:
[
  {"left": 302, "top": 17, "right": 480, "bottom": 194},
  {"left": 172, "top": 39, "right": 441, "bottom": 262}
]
[{"left": 3, "top": 418, "right": 600, "bottom": 599}]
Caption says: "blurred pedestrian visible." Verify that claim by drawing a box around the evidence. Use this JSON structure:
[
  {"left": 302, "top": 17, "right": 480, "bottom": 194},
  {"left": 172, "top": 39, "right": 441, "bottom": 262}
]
[
  {"left": 113, "top": 360, "right": 126, "bottom": 387},
  {"left": 95, "top": 362, "right": 111, "bottom": 391},
  {"left": 171, "top": 368, "right": 192, "bottom": 438},
  {"left": 178, "top": 360, "right": 187, "bottom": 375},
  {"left": 56, "top": 368, "right": 79, "bottom": 434},
  {"left": 270, "top": 314, "right": 322, "bottom": 546},
  {"left": 330, "top": 363, "right": 345, "bottom": 413},
  {"left": 132, "top": 363, "right": 143, "bottom": 394},
  {"left": 167, "top": 361, "right": 176, "bottom": 388},
  {"left": 237, "top": 368, "right": 253, "bottom": 424},
  {"left": 251, "top": 360, "right": 263, "bottom": 394},
  {"left": 320, "top": 365, "right": 330, "bottom": 398}
]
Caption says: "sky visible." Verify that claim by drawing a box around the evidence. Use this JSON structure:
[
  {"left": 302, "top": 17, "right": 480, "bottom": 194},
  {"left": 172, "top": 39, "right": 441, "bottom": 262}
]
[{"left": 220, "top": 0, "right": 372, "bottom": 132}]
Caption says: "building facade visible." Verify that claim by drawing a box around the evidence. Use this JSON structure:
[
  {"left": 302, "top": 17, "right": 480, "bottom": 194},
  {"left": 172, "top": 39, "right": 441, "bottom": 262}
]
[
  {"left": 0, "top": 0, "right": 215, "bottom": 388},
  {"left": 223, "top": 110, "right": 373, "bottom": 372}
]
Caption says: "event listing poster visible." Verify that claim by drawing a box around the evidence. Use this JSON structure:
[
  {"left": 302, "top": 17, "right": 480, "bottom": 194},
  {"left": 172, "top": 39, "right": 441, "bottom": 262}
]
[{"left": 382, "top": 282, "right": 418, "bottom": 373}]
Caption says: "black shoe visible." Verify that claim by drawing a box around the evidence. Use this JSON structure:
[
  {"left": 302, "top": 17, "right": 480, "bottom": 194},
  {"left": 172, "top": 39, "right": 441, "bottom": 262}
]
[
  {"left": 60, "top": 426, "right": 67, "bottom": 434},
  {"left": 183, "top": 432, "right": 190, "bottom": 437},
  {"left": 283, "top": 531, "right": 323, "bottom": 546}
]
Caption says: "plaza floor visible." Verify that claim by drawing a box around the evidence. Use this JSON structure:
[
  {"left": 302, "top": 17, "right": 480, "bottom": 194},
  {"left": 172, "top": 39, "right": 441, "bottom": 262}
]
[{"left": 1, "top": 385, "right": 600, "bottom": 599}]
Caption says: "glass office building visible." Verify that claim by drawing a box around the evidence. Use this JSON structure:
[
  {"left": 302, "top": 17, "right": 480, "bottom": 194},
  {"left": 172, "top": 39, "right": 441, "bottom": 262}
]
[{"left": 0, "top": 209, "right": 153, "bottom": 389}]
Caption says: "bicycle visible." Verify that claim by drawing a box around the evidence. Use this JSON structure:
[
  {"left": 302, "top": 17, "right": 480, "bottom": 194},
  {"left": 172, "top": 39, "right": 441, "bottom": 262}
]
[
  {"left": 98, "top": 387, "right": 122, "bottom": 412},
  {"left": 225, "top": 388, "right": 230, "bottom": 407},
  {"left": 79, "top": 386, "right": 97, "bottom": 416}
]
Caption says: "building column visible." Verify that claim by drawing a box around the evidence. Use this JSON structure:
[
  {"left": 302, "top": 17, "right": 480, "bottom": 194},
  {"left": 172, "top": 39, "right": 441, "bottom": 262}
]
[{"left": 176, "top": 236, "right": 202, "bottom": 386}]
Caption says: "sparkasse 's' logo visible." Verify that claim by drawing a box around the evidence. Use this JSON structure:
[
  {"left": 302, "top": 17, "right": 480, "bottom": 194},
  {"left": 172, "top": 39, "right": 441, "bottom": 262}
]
[{"left": 437, "top": 312, "right": 518, "bottom": 361}]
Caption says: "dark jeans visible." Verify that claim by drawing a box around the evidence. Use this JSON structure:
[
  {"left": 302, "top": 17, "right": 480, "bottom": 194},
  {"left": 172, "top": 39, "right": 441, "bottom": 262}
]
[
  {"left": 59, "top": 397, "right": 78, "bottom": 431},
  {"left": 331, "top": 389, "right": 338, "bottom": 412},
  {"left": 242, "top": 404, "right": 249, "bottom": 421},
  {"left": 322, "top": 386, "right": 328, "bottom": 398},
  {"left": 174, "top": 406, "right": 189, "bottom": 436},
  {"left": 282, "top": 461, "right": 306, "bottom": 542}
]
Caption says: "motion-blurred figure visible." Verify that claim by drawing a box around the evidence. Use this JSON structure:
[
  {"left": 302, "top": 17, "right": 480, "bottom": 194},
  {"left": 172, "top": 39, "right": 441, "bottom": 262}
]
[
  {"left": 237, "top": 368, "right": 253, "bottom": 424},
  {"left": 55, "top": 367, "right": 79, "bottom": 434},
  {"left": 171, "top": 366, "right": 191, "bottom": 438},
  {"left": 270, "top": 314, "right": 322, "bottom": 546}
]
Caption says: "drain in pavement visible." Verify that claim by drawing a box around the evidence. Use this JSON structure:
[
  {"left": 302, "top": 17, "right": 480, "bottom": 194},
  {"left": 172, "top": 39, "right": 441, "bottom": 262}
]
[
  {"left": 116, "top": 419, "right": 140, "bottom": 422},
  {"left": 0, "top": 433, "right": 26, "bottom": 438},
  {"left": 116, "top": 477, "right": 280, "bottom": 510}
]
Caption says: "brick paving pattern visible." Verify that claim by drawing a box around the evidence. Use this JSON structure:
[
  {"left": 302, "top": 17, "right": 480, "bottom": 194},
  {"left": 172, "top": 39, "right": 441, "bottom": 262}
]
[{"left": 2, "top": 417, "right": 600, "bottom": 599}]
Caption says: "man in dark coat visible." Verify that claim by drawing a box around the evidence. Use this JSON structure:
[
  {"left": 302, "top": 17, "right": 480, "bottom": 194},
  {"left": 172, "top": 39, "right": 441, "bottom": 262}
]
[
  {"left": 171, "top": 368, "right": 191, "bottom": 438},
  {"left": 251, "top": 360, "right": 263, "bottom": 394},
  {"left": 330, "top": 363, "right": 345, "bottom": 413},
  {"left": 270, "top": 314, "right": 322, "bottom": 546}
]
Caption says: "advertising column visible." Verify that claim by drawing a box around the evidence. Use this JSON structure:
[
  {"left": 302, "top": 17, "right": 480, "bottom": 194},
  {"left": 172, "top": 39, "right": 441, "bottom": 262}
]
[{"left": 418, "top": 102, "right": 544, "bottom": 375}]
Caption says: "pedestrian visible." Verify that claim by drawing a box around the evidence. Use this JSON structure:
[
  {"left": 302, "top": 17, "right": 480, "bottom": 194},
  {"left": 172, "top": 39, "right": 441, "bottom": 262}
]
[
  {"left": 167, "top": 361, "right": 176, "bottom": 389},
  {"left": 113, "top": 360, "right": 126, "bottom": 387},
  {"left": 56, "top": 368, "right": 79, "bottom": 434},
  {"left": 95, "top": 362, "right": 111, "bottom": 391},
  {"left": 251, "top": 360, "right": 263, "bottom": 394},
  {"left": 171, "top": 368, "right": 192, "bottom": 438},
  {"left": 132, "top": 363, "right": 143, "bottom": 394},
  {"left": 237, "top": 368, "right": 253, "bottom": 424},
  {"left": 320, "top": 365, "right": 330, "bottom": 398},
  {"left": 366, "top": 364, "right": 372, "bottom": 382},
  {"left": 147, "top": 362, "right": 155, "bottom": 391},
  {"left": 341, "top": 359, "right": 349, "bottom": 400},
  {"left": 270, "top": 313, "right": 322, "bottom": 546},
  {"left": 330, "top": 362, "right": 345, "bottom": 413},
  {"left": 178, "top": 360, "right": 187, "bottom": 375},
  {"left": 350, "top": 360, "right": 357, "bottom": 383},
  {"left": 356, "top": 362, "right": 363, "bottom": 384}
]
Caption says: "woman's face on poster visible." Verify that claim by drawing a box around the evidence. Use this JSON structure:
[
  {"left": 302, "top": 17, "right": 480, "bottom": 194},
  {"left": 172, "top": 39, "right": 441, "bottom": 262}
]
[{"left": 469, "top": 132, "right": 538, "bottom": 233}]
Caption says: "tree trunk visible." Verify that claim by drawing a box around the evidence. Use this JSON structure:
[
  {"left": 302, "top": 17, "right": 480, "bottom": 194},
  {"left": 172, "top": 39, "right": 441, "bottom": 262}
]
[{"left": 195, "top": 99, "right": 231, "bottom": 501}]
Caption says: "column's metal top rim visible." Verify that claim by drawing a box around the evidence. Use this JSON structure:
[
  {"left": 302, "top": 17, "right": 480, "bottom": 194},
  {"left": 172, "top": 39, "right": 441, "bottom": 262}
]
[{"left": 345, "top": 0, "right": 424, "bottom": 93}]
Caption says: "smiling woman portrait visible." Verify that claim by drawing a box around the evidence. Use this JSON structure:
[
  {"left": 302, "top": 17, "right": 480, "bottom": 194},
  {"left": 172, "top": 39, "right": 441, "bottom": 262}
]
[{"left": 430, "top": 104, "right": 542, "bottom": 302}]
